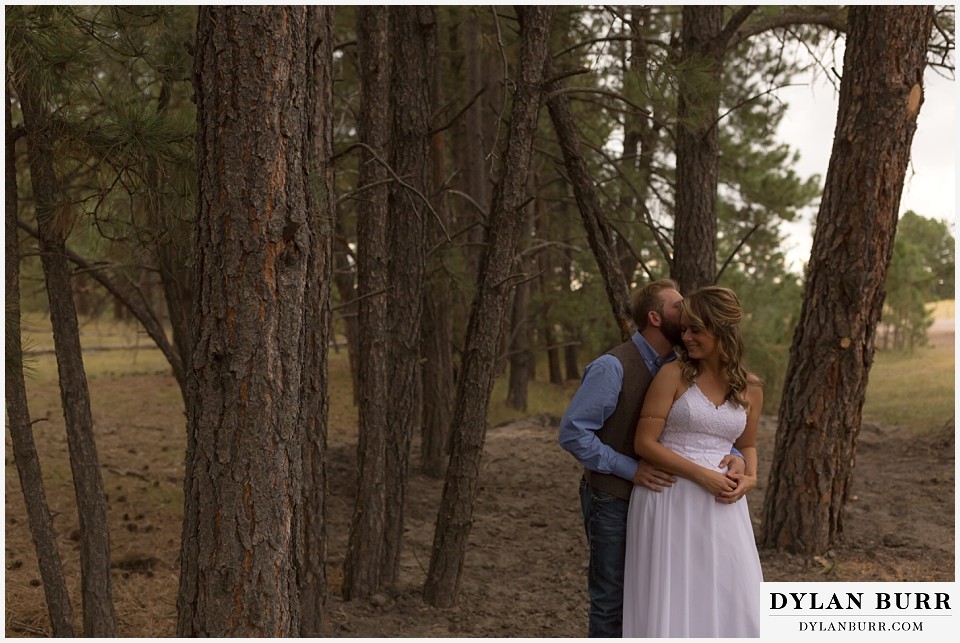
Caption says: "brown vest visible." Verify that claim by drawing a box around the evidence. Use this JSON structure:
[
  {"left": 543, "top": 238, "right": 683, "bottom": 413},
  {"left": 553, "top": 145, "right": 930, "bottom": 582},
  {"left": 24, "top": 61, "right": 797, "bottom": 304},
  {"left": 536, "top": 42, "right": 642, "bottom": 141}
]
[{"left": 583, "top": 340, "right": 653, "bottom": 501}]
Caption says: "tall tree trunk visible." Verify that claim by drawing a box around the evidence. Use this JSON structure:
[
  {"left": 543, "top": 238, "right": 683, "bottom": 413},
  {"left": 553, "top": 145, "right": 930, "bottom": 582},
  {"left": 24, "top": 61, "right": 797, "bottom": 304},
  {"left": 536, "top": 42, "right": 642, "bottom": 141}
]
[
  {"left": 423, "top": 5, "right": 554, "bottom": 607},
  {"left": 155, "top": 228, "right": 193, "bottom": 394},
  {"left": 381, "top": 4, "right": 433, "bottom": 587},
  {"left": 5, "top": 89, "right": 75, "bottom": 639},
  {"left": 505, "top": 172, "right": 537, "bottom": 411},
  {"left": 564, "top": 337, "right": 580, "bottom": 381},
  {"left": 178, "top": 7, "right": 310, "bottom": 635},
  {"left": 461, "top": 10, "right": 495, "bottom": 278},
  {"left": 671, "top": 5, "right": 723, "bottom": 294},
  {"left": 614, "top": 7, "right": 646, "bottom": 284},
  {"left": 536, "top": 202, "right": 563, "bottom": 385},
  {"left": 625, "top": 6, "right": 660, "bottom": 273},
  {"left": 343, "top": 5, "right": 391, "bottom": 601},
  {"left": 18, "top": 72, "right": 117, "bottom": 640},
  {"left": 545, "top": 64, "right": 634, "bottom": 341},
  {"left": 421, "top": 12, "right": 455, "bottom": 479},
  {"left": 505, "top": 267, "right": 532, "bottom": 410},
  {"left": 760, "top": 5, "right": 933, "bottom": 554},
  {"left": 150, "top": 78, "right": 194, "bottom": 404},
  {"left": 544, "top": 326, "right": 563, "bottom": 383},
  {"left": 299, "top": 5, "right": 335, "bottom": 634}
]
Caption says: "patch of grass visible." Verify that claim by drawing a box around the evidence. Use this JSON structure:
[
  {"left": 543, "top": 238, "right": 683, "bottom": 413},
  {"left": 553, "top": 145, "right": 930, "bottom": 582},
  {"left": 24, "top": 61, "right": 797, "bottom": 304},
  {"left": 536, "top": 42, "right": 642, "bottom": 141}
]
[
  {"left": 327, "top": 349, "right": 359, "bottom": 438},
  {"left": 488, "top": 375, "right": 579, "bottom": 427},
  {"left": 863, "top": 345, "right": 954, "bottom": 433},
  {"left": 18, "top": 306, "right": 954, "bottom": 441},
  {"left": 20, "top": 312, "right": 175, "bottom": 382}
]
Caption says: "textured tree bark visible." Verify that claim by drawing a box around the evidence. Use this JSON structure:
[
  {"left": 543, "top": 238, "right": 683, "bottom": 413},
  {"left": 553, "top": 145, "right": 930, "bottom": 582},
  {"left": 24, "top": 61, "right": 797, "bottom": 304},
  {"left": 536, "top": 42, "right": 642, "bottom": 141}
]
[
  {"left": 461, "top": 10, "right": 497, "bottom": 278},
  {"left": 298, "top": 5, "right": 335, "bottom": 635},
  {"left": 671, "top": 5, "right": 723, "bottom": 294},
  {"left": 381, "top": 4, "right": 433, "bottom": 587},
  {"left": 420, "top": 12, "right": 455, "bottom": 479},
  {"left": 155, "top": 232, "right": 193, "bottom": 392},
  {"left": 535, "top": 202, "right": 563, "bottom": 385},
  {"left": 545, "top": 63, "right": 634, "bottom": 341},
  {"left": 18, "top": 73, "right": 117, "bottom": 640},
  {"left": 6, "top": 90, "right": 76, "bottom": 639},
  {"left": 760, "top": 5, "right": 933, "bottom": 554},
  {"left": 615, "top": 6, "right": 654, "bottom": 285},
  {"left": 423, "top": 5, "right": 554, "bottom": 607},
  {"left": 177, "top": 6, "right": 310, "bottom": 635},
  {"left": 506, "top": 173, "right": 536, "bottom": 411},
  {"left": 343, "top": 5, "right": 391, "bottom": 601}
]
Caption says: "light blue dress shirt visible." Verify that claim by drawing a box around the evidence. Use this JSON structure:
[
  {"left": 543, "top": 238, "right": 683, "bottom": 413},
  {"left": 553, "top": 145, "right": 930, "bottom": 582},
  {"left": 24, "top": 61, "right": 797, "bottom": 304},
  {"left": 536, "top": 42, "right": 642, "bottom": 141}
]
[{"left": 558, "top": 332, "right": 674, "bottom": 483}]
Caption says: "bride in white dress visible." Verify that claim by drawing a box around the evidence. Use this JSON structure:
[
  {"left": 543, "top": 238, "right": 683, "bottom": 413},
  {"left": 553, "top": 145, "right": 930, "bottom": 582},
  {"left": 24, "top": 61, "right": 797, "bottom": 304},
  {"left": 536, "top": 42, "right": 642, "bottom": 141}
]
[{"left": 623, "top": 286, "right": 764, "bottom": 638}]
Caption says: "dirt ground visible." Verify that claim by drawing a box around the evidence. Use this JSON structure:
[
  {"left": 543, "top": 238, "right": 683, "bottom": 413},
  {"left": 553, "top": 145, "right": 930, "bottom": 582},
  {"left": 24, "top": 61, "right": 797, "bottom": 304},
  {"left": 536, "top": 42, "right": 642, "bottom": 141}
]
[{"left": 4, "top": 326, "right": 955, "bottom": 637}]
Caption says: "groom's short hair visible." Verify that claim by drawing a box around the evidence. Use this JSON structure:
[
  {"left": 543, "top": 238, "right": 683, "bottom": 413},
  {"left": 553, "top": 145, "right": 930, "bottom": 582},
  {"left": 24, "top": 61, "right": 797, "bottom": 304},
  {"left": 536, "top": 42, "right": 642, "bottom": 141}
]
[{"left": 631, "top": 278, "right": 679, "bottom": 331}]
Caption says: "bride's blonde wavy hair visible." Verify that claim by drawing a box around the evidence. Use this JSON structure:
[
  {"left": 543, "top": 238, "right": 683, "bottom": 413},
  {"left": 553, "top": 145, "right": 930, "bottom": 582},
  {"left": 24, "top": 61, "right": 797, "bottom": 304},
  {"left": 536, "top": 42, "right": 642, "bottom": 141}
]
[{"left": 677, "top": 286, "right": 753, "bottom": 408}]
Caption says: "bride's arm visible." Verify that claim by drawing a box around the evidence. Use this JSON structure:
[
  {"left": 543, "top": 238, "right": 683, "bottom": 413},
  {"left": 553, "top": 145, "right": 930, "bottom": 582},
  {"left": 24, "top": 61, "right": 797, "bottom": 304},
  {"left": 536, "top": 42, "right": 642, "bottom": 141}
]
[
  {"left": 718, "top": 378, "right": 763, "bottom": 503},
  {"left": 633, "top": 363, "right": 736, "bottom": 497}
]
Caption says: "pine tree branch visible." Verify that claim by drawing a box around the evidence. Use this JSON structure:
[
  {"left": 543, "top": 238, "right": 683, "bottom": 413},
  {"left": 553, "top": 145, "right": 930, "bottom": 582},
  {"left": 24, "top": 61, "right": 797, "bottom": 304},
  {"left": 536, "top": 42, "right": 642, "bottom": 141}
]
[
  {"left": 730, "top": 10, "right": 847, "bottom": 49},
  {"left": 543, "top": 67, "right": 593, "bottom": 86},
  {"left": 429, "top": 86, "right": 486, "bottom": 136},
  {"left": 716, "top": 223, "right": 761, "bottom": 281},
  {"left": 717, "top": 6, "right": 757, "bottom": 52},
  {"left": 542, "top": 86, "right": 652, "bottom": 116}
]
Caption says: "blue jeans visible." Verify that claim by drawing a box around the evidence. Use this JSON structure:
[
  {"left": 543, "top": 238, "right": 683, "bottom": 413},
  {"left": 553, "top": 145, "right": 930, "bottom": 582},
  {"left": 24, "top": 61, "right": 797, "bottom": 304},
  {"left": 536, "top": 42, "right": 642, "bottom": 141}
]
[{"left": 580, "top": 479, "right": 629, "bottom": 638}]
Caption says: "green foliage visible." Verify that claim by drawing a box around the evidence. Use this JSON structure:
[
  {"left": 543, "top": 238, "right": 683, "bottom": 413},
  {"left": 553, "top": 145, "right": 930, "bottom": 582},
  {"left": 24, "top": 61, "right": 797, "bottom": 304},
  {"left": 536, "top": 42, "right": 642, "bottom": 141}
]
[
  {"left": 719, "top": 264, "right": 803, "bottom": 413},
  {"left": 8, "top": 6, "right": 197, "bottom": 314},
  {"left": 6, "top": 6, "right": 98, "bottom": 108},
  {"left": 898, "top": 211, "right": 955, "bottom": 300},
  {"left": 13, "top": 6, "right": 930, "bottom": 426},
  {"left": 881, "top": 211, "right": 955, "bottom": 351}
]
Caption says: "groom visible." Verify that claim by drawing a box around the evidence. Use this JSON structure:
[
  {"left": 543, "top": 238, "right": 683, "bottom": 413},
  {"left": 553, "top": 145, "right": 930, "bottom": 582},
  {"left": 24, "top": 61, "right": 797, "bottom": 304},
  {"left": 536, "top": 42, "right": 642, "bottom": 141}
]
[{"left": 558, "top": 279, "right": 747, "bottom": 637}]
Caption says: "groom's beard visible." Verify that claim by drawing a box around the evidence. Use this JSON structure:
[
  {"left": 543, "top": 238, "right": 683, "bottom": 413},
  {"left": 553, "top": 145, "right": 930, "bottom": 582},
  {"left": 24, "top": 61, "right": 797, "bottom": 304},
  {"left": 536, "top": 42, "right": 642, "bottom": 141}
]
[{"left": 661, "top": 318, "right": 683, "bottom": 346}]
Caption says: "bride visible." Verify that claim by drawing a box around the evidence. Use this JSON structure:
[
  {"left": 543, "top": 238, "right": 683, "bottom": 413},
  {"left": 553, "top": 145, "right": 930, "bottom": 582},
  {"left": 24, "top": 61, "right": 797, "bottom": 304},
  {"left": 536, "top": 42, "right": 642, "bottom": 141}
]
[{"left": 623, "top": 286, "right": 764, "bottom": 638}]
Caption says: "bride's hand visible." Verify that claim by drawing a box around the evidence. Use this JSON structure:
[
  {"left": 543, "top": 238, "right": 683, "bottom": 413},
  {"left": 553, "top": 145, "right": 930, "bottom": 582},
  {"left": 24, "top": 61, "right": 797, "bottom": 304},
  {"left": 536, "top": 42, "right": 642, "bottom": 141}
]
[
  {"left": 716, "top": 473, "right": 756, "bottom": 504},
  {"left": 695, "top": 469, "right": 737, "bottom": 496}
]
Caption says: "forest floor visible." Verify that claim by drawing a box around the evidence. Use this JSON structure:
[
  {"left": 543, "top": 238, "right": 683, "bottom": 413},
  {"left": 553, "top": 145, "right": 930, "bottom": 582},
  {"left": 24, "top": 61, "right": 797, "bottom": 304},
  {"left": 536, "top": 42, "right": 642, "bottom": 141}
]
[{"left": 3, "top": 317, "right": 955, "bottom": 637}]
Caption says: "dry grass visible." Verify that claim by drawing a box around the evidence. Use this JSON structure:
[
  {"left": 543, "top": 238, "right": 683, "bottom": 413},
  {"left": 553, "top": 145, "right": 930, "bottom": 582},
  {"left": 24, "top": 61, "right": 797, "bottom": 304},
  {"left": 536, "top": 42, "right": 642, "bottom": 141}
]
[
  {"left": 927, "top": 299, "right": 955, "bottom": 320},
  {"left": 862, "top": 299, "right": 954, "bottom": 434},
  {"left": 863, "top": 346, "right": 955, "bottom": 434}
]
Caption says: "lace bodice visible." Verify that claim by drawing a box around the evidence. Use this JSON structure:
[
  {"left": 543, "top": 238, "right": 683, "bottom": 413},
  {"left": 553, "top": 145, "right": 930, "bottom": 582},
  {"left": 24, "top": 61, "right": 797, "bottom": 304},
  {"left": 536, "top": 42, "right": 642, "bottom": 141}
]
[{"left": 658, "top": 383, "right": 747, "bottom": 471}]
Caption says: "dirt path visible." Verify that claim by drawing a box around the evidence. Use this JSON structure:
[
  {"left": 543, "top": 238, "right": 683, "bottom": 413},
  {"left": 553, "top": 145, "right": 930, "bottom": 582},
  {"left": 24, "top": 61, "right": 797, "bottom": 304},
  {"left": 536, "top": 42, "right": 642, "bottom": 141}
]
[
  {"left": 317, "top": 412, "right": 954, "bottom": 637},
  {"left": 5, "top": 406, "right": 954, "bottom": 638}
]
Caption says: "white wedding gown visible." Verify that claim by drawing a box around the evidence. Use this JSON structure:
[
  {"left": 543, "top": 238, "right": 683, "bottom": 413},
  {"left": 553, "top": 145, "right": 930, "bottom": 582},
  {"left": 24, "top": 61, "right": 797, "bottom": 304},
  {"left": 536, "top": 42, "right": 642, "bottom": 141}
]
[{"left": 623, "top": 383, "right": 763, "bottom": 638}]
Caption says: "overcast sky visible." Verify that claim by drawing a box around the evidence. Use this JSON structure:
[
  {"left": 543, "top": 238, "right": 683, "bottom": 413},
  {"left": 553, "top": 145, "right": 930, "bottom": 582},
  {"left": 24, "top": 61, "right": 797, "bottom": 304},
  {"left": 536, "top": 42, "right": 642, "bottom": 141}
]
[{"left": 774, "top": 63, "right": 956, "bottom": 270}]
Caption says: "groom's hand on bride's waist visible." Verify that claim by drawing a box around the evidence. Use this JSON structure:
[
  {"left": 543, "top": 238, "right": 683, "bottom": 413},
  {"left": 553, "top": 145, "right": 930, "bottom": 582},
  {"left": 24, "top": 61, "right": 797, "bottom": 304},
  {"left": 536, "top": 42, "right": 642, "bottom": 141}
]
[
  {"left": 633, "top": 460, "right": 677, "bottom": 492},
  {"left": 719, "top": 453, "right": 745, "bottom": 476}
]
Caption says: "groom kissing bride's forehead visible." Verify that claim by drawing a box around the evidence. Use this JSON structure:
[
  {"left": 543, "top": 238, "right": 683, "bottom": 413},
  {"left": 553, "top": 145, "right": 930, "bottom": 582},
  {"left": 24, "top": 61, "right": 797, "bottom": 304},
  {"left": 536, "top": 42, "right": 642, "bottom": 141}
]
[{"left": 559, "top": 281, "right": 762, "bottom": 637}]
